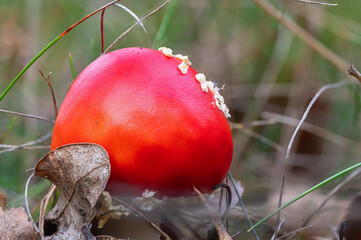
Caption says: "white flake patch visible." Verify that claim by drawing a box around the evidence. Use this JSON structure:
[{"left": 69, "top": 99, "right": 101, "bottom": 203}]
[
  {"left": 195, "top": 74, "right": 209, "bottom": 92},
  {"left": 214, "top": 88, "right": 231, "bottom": 118},
  {"left": 158, "top": 47, "right": 192, "bottom": 74},
  {"left": 195, "top": 73, "right": 231, "bottom": 118},
  {"left": 195, "top": 73, "right": 206, "bottom": 83},
  {"left": 174, "top": 54, "right": 192, "bottom": 66},
  {"left": 133, "top": 190, "right": 164, "bottom": 211},
  {"left": 158, "top": 47, "right": 173, "bottom": 57},
  {"left": 158, "top": 47, "right": 230, "bottom": 118},
  {"left": 178, "top": 61, "right": 189, "bottom": 74},
  {"left": 200, "top": 82, "right": 209, "bottom": 92}
]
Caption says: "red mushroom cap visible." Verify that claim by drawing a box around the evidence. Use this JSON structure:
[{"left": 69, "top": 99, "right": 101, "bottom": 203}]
[{"left": 51, "top": 47, "right": 233, "bottom": 197}]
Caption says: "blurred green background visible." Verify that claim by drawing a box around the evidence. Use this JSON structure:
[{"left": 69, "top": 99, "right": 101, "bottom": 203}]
[{"left": 1, "top": 0, "right": 361, "bottom": 238}]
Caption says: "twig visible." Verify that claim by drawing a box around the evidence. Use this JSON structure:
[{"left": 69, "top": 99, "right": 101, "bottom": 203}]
[
  {"left": 33, "top": 129, "right": 49, "bottom": 149},
  {"left": 0, "top": 109, "right": 54, "bottom": 123},
  {"left": 100, "top": 9, "right": 106, "bottom": 53},
  {"left": 237, "top": 126, "right": 285, "bottom": 153},
  {"left": 271, "top": 219, "right": 285, "bottom": 240},
  {"left": 0, "top": 131, "right": 52, "bottom": 154},
  {"left": 293, "top": 0, "right": 337, "bottom": 6},
  {"left": 113, "top": 3, "right": 147, "bottom": 33},
  {"left": 0, "top": 145, "right": 48, "bottom": 150},
  {"left": 112, "top": 197, "right": 171, "bottom": 239},
  {"left": 261, "top": 111, "right": 352, "bottom": 148},
  {"left": 228, "top": 172, "right": 260, "bottom": 240},
  {"left": 25, "top": 172, "right": 44, "bottom": 240},
  {"left": 279, "top": 225, "right": 313, "bottom": 240},
  {"left": 39, "top": 184, "right": 57, "bottom": 236},
  {"left": 104, "top": 0, "right": 170, "bottom": 53},
  {"left": 251, "top": 0, "right": 349, "bottom": 76},
  {"left": 348, "top": 65, "right": 361, "bottom": 82},
  {"left": 274, "top": 81, "right": 348, "bottom": 236},
  {"left": 39, "top": 70, "right": 58, "bottom": 118}
]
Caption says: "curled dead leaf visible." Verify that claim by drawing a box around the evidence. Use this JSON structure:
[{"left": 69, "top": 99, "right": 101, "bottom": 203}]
[
  {"left": 0, "top": 207, "right": 38, "bottom": 238},
  {"left": 0, "top": 192, "right": 6, "bottom": 209},
  {"left": 35, "top": 143, "right": 110, "bottom": 239}
]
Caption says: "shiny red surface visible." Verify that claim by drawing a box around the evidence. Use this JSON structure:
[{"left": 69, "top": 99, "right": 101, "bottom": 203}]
[{"left": 51, "top": 47, "right": 233, "bottom": 197}]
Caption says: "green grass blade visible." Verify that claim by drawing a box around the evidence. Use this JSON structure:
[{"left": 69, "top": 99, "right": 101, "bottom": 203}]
[
  {"left": 0, "top": 117, "right": 17, "bottom": 143},
  {"left": 68, "top": 53, "right": 76, "bottom": 79},
  {"left": 0, "top": 0, "right": 120, "bottom": 102},
  {"left": 152, "top": 0, "right": 178, "bottom": 49},
  {"left": 0, "top": 35, "right": 62, "bottom": 102},
  {"left": 248, "top": 161, "right": 361, "bottom": 232}
]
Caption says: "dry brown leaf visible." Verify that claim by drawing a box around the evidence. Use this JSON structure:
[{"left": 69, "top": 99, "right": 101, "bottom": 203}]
[
  {"left": 193, "top": 186, "right": 233, "bottom": 240},
  {"left": 35, "top": 143, "right": 110, "bottom": 239},
  {"left": 0, "top": 192, "right": 6, "bottom": 209},
  {"left": 0, "top": 207, "right": 38, "bottom": 238}
]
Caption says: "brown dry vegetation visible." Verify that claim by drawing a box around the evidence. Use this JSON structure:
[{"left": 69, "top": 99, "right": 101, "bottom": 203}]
[{"left": 1, "top": 0, "right": 361, "bottom": 239}]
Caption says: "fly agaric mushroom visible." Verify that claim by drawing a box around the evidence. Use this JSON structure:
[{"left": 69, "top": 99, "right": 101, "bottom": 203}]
[{"left": 51, "top": 47, "right": 233, "bottom": 198}]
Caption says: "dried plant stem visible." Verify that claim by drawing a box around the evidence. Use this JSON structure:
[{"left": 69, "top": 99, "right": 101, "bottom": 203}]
[
  {"left": 101, "top": 9, "right": 106, "bottom": 53},
  {"left": 248, "top": 81, "right": 350, "bottom": 233},
  {"left": 234, "top": 126, "right": 284, "bottom": 152},
  {"left": 0, "top": 145, "right": 48, "bottom": 150},
  {"left": 278, "top": 225, "right": 313, "bottom": 239},
  {"left": 25, "top": 172, "right": 44, "bottom": 240},
  {"left": 228, "top": 172, "right": 260, "bottom": 240},
  {"left": 113, "top": 3, "right": 147, "bottom": 33},
  {"left": 293, "top": 0, "right": 337, "bottom": 6},
  {"left": 348, "top": 65, "right": 361, "bottom": 82},
  {"left": 0, "top": 0, "right": 121, "bottom": 101},
  {"left": 104, "top": 0, "right": 170, "bottom": 53},
  {"left": 38, "top": 70, "right": 58, "bottom": 118},
  {"left": 39, "top": 184, "right": 57, "bottom": 236},
  {"left": 0, "top": 109, "right": 54, "bottom": 123},
  {"left": 271, "top": 219, "right": 284, "bottom": 240},
  {"left": 0, "top": 131, "right": 52, "bottom": 154},
  {"left": 261, "top": 111, "right": 352, "bottom": 148},
  {"left": 251, "top": 0, "right": 349, "bottom": 76},
  {"left": 274, "top": 81, "right": 348, "bottom": 236}
]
